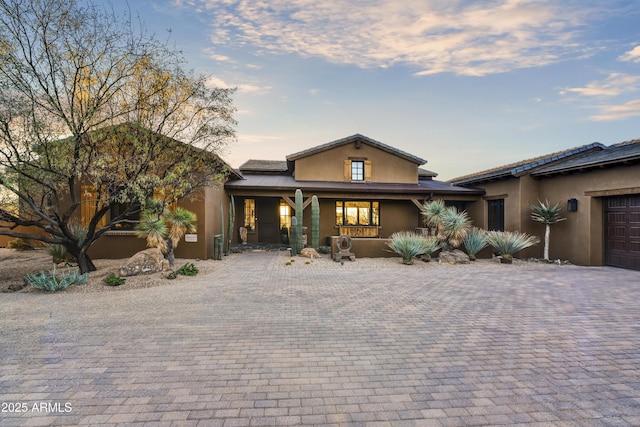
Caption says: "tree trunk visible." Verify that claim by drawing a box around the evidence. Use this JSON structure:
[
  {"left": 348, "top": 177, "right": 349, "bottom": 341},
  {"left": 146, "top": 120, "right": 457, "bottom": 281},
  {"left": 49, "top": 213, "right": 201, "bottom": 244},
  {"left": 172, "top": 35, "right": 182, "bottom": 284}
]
[
  {"left": 544, "top": 224, "right": 551, "bottom": 260},
  {"left": 77, "top": 252, "right": 97, "bottom": 274}
]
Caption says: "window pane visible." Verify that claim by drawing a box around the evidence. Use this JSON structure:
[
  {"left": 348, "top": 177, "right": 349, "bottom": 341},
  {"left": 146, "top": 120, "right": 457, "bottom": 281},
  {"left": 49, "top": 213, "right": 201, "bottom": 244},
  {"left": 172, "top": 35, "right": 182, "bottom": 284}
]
[
  {"left": 244, "top": 199, "right": 255, "bottom": 231},
  {"left": 487, "top": 199, "right": 504, "bottom": 231},
  {"left": 351, "top": 161, "right": 364, "bottom": 181},
  {"left": 279, "top": 201, "right": 291, "bottom": 231},
  {"left": 372, "top": 202, "right": 379, "bottom": 225},
  {"left": 335, "top": 201, "right": 343, "bottom": 225}
]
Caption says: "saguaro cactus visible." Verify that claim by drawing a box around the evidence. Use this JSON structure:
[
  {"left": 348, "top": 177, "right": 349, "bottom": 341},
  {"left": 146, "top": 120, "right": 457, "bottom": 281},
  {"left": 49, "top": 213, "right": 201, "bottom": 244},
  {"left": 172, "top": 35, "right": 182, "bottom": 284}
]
[
  {"left": 311, "top": 195, "right": 320, "bottom": 249},
  {"left": 295, "top": 189, "right": 303, "bottom": 250},
  {"left": 290, "top": 216, "right": 299, "bottom": 255},
  {"left": 220, "top": 199, "right": 225, "bottom": 255}
]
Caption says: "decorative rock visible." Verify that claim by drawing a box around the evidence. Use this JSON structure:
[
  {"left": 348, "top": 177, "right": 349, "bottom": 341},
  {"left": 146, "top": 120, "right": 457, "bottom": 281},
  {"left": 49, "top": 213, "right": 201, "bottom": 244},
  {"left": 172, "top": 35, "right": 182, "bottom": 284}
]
[
  {"left": 438, "top": 249, "right": 470, "bottom": 265},
  {"left": 119, "top": 248, "right": 169, "bottom": 277},
  {"left": 300, "top": 248, "right": 320, "bottom": 259}
]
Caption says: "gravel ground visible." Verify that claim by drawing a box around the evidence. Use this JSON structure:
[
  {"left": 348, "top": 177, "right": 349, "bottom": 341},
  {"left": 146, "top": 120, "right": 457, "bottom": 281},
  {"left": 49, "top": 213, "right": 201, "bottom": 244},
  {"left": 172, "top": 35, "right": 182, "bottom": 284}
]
[{"left": 1, "top": 247, "right": 563, "bottom": 294}]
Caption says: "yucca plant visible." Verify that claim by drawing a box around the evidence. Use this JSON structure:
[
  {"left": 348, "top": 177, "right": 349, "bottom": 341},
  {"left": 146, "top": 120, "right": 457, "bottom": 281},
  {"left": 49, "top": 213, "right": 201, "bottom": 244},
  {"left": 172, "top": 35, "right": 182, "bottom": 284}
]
[
  {"left": 135, "top": 211, "right": 169, "bottom": 253},
  {"left": 531, "top": 200, "right": 566, "bottom": 261},
  {"left": 386, "top": 231, "right": 440, "bottom": 265},
  {"left": 135, "top": 203, "right": 196, "bottom": 267},
  {"left": 463, "top": 227, "right": 488, "bottom": 261},
  {"left": 485, "top": 231, "right": 540, "bottom": 263},
  {"left": 421, "top": 201, "right": 471, "bottom": 251}
]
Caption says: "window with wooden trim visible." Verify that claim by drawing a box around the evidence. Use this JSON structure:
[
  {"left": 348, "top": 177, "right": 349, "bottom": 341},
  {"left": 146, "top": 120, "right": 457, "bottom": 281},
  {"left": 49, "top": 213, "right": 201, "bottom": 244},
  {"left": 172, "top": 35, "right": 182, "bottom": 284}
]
[
  {"left": 343, "top": 159, "right": 372, "bottom": 182},
  {"left": 244, "top": 199, "right": 256, "bottom": 231},
  {"left": 335, "top": 201, "right": 379, "bottom": 226}
]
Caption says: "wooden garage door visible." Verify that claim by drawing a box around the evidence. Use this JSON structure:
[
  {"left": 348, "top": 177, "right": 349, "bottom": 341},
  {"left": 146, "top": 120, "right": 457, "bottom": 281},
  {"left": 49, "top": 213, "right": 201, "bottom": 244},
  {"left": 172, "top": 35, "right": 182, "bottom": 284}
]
[{"left": 604, "top": 195, "right": 640, "bottom": 270}]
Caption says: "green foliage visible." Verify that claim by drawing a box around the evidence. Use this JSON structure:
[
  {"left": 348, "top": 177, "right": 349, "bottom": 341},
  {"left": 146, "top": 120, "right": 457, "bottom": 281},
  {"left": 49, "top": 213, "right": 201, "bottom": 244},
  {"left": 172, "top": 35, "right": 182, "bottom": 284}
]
[
  {"left": 25, "top": 264, "right": 89, "bottom": 292},
  {"left": 135, "top": 204, "right": 196, "bottom": 254},
  {"left": 386, "top": 231, "right": 440, "bottom": 265},
  {"left": 531, "top": 200, "right": 566, "bottom": 225},
  {"left": 135, "top": 211, "right": 169, "bottom": 252},
  {"left": 0, "top": 0, "right": 236, "bottom": 275},
  {"left": 295, "top": 189, "right": 303, "bottom": 251},
  {"left": 463, "top": 227, "right": 488, "bottom": 259},
  {"left": 104, "top": 273, "right": 126, "bottom": 286},
  {"left": 311, "top": 195, "right": 319, "bottom": 249},
  {"left": 7, "top": 238, "right": 37, "bottom": 250},
  {"left": 486, "top": 231, "right": 540, "bottom": 260},
  {"left": 421, "top": 201, "right": 471, "bottom": 250},
  {"left": 176, "top": 262, "right": 198, "bottom": 276},
  {"left": 47, "top": 244, "right": 68, "bottom": 263},
  {"left": 166, "top": 271, "right": 178, "bottom": 280}
]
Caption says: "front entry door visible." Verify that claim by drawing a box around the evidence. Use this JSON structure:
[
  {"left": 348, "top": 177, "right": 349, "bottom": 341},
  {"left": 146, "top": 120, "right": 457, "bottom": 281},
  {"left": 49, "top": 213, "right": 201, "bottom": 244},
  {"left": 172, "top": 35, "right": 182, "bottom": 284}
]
[{"left": 257, "top": 198, "right": 280, "bottom": 243}]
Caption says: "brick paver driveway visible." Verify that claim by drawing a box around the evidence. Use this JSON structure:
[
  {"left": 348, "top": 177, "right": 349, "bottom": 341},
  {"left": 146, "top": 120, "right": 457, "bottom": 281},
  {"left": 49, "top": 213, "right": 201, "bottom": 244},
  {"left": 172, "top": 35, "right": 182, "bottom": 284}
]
[{"left": 2, "top": 252, "right": 640, "bottom": 426}]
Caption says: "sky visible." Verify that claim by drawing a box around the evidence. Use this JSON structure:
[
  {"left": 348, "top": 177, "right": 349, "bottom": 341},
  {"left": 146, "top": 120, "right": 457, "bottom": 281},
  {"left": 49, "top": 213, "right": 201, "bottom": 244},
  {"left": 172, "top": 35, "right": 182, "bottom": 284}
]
[{"left": 123, "top": 0, "right": 639, "bottom": 180}]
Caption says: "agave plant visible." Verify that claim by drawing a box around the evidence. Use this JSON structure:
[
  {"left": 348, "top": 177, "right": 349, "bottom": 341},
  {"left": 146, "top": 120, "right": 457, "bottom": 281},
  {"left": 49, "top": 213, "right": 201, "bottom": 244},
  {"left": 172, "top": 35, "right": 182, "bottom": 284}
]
[
  {"left": 485, "top": 231, "right": 540, "bottom": 263},
  {"left": 463, "top": 227, "right": 488, "bottom": 261},
  {"left": 386, "top": 231, "right": 440, "bottom": 265},
  {"left": 530, "top": 200, "right": 566, "bottom": 261}
]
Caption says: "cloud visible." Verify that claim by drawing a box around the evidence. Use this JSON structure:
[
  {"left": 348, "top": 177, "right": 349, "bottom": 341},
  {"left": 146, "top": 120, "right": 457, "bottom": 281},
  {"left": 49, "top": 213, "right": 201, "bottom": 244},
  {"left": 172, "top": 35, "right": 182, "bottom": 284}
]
[
  {"left": 619, "top": 45, "right": 640, "bottom": 63},
  {"left": 205, "top": 76, "right": 272, "bottom": 95},
  {"left": 589, "top": 99, "right": 640, "bottom": 121},
  {"left": 192, "top": 0, "right": 600, "bottom": 76},
  {"left": 563, "top": 73, "right": 640, "bottom": 97}
]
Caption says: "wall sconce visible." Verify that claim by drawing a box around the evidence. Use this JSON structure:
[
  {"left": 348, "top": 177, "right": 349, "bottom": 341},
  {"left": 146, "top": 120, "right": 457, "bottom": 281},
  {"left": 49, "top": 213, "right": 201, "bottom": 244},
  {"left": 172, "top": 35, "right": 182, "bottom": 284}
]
[{"left": 567, "top": 198, "right": 578, "bottom": 212}]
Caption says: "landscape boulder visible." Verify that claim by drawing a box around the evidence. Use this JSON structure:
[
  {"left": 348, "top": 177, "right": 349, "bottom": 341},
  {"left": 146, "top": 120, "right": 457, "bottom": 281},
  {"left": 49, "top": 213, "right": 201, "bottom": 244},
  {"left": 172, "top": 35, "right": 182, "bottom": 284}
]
[
  {"left": 119, "top": 248, "right": 169, "bottom": 277},
  {"left": 438, "top": 249, "right": 470, "bottom": 265},
  {"left": 300, "top": 247, "right": 320, "bottom": 259}
]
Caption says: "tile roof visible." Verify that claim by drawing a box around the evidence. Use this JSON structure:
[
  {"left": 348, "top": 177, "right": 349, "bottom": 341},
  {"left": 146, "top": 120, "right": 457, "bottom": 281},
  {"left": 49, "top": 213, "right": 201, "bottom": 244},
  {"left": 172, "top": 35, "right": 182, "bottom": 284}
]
[
  {"left": 450, "top": 143, "right": 605, "bottom": 185},
  {"left": 238, "top": 160, "right": 289, "bottom": 173},
  {"left": 286, "top": 134, "right": 427, "bottom": 165},
  {"left": 225, "top": 174, "right": 483, "bottom": 196},
  {"left": 532, "top": 139, "right": 640, "bottom": 176}
]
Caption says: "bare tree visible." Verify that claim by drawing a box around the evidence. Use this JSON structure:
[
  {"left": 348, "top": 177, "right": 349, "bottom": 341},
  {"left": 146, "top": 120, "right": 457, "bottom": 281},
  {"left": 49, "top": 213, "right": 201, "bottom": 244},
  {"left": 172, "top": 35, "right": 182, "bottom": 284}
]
[{"left": 0, "top": 0, "right": 236, "bottom": 274}]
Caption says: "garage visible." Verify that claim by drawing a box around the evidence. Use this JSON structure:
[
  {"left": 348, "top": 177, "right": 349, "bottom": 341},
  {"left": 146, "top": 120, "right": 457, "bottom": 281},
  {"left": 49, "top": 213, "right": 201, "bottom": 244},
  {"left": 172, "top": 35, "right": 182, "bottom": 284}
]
[{"left": 604, "top": 195, "right": 640, "bottom": 270}]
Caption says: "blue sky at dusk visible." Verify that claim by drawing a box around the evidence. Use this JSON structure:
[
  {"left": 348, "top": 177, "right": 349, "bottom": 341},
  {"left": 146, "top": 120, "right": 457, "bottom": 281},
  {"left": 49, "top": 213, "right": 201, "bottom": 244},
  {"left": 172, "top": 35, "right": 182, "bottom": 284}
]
[{"left": 124, "top": 0, "right": 639, "bottom": 180}]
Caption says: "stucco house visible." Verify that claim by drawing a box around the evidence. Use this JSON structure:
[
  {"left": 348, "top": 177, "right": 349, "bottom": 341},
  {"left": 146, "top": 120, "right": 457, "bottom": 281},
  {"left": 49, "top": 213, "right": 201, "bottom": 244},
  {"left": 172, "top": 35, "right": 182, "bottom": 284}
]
[
  {"left": 451, "top": 140, "right": 640, "bottom": 270},
  {"left": 224, "top": 134, "right": 483, "bottom": 255}
]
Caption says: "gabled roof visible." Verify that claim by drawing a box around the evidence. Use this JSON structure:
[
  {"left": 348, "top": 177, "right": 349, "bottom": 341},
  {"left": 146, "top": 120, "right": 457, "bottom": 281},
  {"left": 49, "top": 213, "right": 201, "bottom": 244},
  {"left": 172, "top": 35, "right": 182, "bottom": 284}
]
[
  {"left": 286, "top": 134, "right": 427, "bottom": 165},
  {"left": 418, "top": 167, "right": 438, "bottom": 179},
  {"left": 450, "top": 143, "right": 605, "bottom": 185},
  {"left": 532, "top": 139, "right": 640, "bottom": 177}
]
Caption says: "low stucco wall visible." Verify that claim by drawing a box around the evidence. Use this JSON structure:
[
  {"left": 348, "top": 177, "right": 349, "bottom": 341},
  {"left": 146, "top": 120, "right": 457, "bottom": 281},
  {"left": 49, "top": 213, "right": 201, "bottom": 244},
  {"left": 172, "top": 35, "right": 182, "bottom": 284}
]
[{"left": 328, "top": 236, "right": 398, "bottom": 258}]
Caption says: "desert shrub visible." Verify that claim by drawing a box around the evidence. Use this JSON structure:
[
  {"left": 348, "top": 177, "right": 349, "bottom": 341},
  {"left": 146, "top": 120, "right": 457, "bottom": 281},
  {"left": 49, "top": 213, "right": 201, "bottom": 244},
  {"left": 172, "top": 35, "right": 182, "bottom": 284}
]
[
  {"left": 486, "top": 231, "right": 540, "bottom": 263},
  {"left": 463, "top": 228, "right": 488, "bottom": 260},
  {"left": 25, "top": 264, "right": 89, "bottom": 292},
  {"left": 104, "top": 273, "right": 126, "bottom": 286},
  {"left": 47, "top": 244, "right": 68, "bottom": 263},
  {"left": 176, "top": 262, "right": 198, "bottom": 276},
  {"left": 386, "top": 231, "right": 440, "bottom": 265},
  {"left": 8, "top": 238, "right": 37, "bottom": 251}
]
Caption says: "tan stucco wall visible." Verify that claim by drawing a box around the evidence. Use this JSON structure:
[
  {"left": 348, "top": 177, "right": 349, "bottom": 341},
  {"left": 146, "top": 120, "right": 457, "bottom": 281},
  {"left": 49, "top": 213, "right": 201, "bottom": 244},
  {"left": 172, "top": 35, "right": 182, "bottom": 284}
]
[
  {"left": 465, "top": 163, "right": 640, "bottom": 266},
  {"left": 89, "top": 185, "right": 228, "bottom": 260},
  {"left": 293, "top": 142, "right": 419, "bottom": 184}
]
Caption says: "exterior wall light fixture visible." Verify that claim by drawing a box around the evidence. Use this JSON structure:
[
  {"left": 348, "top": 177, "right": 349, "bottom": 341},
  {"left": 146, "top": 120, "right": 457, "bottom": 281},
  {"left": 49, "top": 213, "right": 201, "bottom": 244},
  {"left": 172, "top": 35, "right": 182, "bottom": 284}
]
[{"left": 567, "top": 198, "right": 578, "bottom": 212}]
